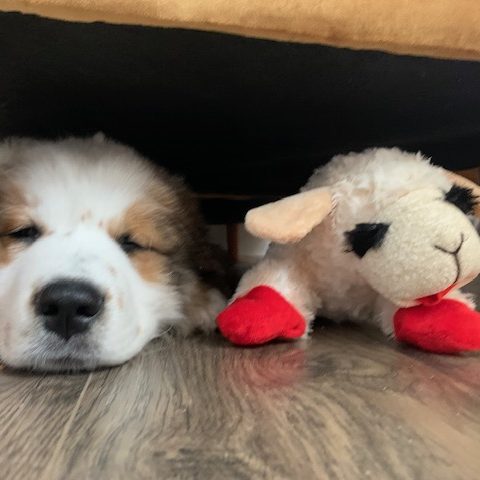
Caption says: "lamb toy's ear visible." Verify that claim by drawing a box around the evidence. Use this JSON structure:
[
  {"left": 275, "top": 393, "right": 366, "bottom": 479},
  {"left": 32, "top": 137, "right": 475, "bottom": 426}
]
[
  {"left": 245, "top": 188, "right": 333, "bottom": 244},
  {"left": 446, "top": 171, "right": 480, "bottom": 217}
]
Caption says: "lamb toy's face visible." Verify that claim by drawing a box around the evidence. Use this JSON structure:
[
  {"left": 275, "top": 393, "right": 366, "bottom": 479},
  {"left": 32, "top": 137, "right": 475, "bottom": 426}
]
[{"left": 344, "top": 186, "right": 480, "bottom": 307}]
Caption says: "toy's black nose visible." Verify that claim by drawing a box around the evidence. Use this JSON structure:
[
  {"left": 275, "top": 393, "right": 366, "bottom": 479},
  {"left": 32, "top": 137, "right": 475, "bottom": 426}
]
[{"left": 35, "top": 280, "right": 104, "bottom": 340}]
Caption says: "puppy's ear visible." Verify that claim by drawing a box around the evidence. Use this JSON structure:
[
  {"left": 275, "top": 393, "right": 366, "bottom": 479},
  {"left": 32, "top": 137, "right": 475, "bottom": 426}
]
[
  {"left": 445, "top": 171, "right": 480, "bottom": 217},
  {"left": 245, "top": 188, "right": 333, "bottom": 244}
]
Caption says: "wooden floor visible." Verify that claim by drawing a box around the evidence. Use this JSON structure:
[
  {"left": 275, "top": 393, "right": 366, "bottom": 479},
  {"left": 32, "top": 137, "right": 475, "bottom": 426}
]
[{"left": 1, "top": 281, "right": 480, "bottom": 479}]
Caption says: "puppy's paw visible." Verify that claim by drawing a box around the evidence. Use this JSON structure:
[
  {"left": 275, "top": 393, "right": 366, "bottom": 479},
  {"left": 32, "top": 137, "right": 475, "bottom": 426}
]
[
  {"left": 216, "top": 286, "right": 306, "bottom": 345},
  {"left": 394, "top": 299, "right": 480, "bottom": 354}
]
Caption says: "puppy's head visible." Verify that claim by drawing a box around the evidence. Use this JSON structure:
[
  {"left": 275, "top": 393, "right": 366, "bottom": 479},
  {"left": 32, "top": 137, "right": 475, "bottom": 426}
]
[{"left": 0, "top": 136, "right": 210, "bottom": 371}]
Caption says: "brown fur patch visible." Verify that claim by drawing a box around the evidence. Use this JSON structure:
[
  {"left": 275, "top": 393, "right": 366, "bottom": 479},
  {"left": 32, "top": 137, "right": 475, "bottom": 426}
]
[
  {"left": 107, "top": 186, "right": 180, "bottom": 256},
  {"left": 107, "top": 167, "right": 233, "bottom": 294},
  {"left": 0, "top": 243, "right": 11, "bottom": 265},
  {"left": 0, "top": 178, "right": 32, "bottom": 265},
  {"left": 106, "top": 176, "right": 184, "bottom": 283},
  {"left": 131, "top": 250, "right": 170, "bottom": 283}
]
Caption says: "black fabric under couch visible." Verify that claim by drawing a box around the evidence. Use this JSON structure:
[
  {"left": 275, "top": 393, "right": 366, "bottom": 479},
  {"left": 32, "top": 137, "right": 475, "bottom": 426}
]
[{"left": 1, "top": 11, "right": 480, "bottom": 223}]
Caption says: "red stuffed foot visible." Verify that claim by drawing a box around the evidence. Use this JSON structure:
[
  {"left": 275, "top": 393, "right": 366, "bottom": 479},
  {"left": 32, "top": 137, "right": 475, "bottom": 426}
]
[
  {"left": 394, "top": 299, "right": 480, "bottom": 354},
  {"left": 217, "top": 286, "right": 306, "bottom": 345}
]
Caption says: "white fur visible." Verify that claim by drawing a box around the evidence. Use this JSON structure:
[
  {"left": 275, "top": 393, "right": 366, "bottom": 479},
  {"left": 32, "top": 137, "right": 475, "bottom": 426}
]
[
  {"left": 0, "top": 136, "right": 224, "bottom": 371},
  {"left": 237, "top": 148, "right": 480, "bottom": 337}
]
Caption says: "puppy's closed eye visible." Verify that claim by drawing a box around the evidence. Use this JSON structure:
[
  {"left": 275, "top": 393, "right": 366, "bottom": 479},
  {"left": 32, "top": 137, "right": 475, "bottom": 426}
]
[
  {"left": 117, "top": 234, "right": 146, "bottom": 254},
  {"left": 116, "top": 233, "right": 173, "bottom": 256},
  {"left": 345, "top": 223, "right": 390, "bottom": 258},
  {"left": 1, "top": 225, "right": 42, "bottom": 244}
]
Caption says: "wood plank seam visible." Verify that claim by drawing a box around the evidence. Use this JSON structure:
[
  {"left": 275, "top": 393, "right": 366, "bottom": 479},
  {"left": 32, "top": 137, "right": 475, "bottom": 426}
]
[{"left": 39, "top": 374, "right": 93, "bottom": 480}]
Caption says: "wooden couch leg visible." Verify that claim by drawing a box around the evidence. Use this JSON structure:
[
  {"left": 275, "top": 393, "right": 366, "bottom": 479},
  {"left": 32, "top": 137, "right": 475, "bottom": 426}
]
[
  {"left": 226, "top": 224, "right": 239, "bottom": 263},
  {"left": 455, "top": 167, "right": 480, "bottom": 183}
]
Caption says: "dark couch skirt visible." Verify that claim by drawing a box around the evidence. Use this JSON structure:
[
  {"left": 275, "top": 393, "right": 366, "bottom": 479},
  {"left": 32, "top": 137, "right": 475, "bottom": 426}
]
[{"left": 1, "top": 12, "right": 480, "bottom": 222}]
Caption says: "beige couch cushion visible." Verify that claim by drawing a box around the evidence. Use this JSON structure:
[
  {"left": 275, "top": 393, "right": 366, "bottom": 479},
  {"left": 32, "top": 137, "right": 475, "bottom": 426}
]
[{"left": 1, "top": 0, "right": 480, "bottom": 61}]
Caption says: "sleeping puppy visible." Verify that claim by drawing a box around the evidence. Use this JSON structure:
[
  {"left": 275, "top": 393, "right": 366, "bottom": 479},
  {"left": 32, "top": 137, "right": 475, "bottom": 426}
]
[{"left": 0, "top": 135, "right": 231, "bottom": 371}]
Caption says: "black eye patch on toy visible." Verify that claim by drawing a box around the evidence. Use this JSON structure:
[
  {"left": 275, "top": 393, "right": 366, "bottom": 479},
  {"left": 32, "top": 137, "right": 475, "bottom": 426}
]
[
  {"left": 444, "top": 185, "right": 479, "bottom": 215},
  {"left": 345, "top": 223, "right": 390, "bottom": 258}
]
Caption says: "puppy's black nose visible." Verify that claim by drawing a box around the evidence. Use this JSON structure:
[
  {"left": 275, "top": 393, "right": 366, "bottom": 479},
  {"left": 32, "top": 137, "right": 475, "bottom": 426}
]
[{"left": 35, "top": 280, "right": 104, "bottom": 340}]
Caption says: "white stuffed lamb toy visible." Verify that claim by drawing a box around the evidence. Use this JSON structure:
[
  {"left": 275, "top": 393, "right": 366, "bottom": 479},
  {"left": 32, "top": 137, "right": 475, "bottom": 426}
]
[{"left": 217, "top": 148, "right": 480, "bottom": 353}]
